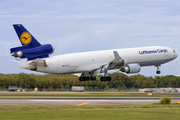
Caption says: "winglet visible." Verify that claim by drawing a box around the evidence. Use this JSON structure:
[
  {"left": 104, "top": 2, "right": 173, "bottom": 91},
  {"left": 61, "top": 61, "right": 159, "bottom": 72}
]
[{"left": 113, "top": 51, "right": 121, "bottom": 59}]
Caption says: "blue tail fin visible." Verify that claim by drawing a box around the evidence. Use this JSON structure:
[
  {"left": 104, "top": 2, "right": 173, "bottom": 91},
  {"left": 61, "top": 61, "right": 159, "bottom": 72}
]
[
  {"left": 13, "top": 24, "right": 41, "bottom": 47},
  {"left": 11, "top": 24, "right": 54, "bottom": 61}
]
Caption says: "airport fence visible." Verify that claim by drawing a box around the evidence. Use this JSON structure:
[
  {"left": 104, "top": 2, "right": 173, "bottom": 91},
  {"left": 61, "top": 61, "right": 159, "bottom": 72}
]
[
  {"left": 1, "top": 87, "right": 180, "bottom": 93},
  {"left": 0, "top": 88, "right": 142, "bottom": 92},
  {"left": 24, "top": 88, "right": 141, "bottom": 92}
]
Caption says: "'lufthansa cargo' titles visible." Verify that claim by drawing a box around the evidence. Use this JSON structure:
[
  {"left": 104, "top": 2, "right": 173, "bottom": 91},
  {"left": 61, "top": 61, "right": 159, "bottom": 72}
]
[{"left": 138, "top": 49, "right": 168, "bottom": 55}]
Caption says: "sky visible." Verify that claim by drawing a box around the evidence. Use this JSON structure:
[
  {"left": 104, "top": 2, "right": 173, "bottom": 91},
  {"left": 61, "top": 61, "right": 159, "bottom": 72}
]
[{"left": 0, "top": 0, "right": 180, "bottom": 77}]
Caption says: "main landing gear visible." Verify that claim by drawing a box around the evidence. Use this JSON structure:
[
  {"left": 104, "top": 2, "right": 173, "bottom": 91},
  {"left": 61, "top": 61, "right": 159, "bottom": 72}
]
[
  {"left": 79, "top": 76, "right": 111, "bottom": 81},
  {"left": 156, "top": 65, "right": 161, "bottom": 74},
  {"left": 79, "top": 70, "right": 112, "bottom": 82},
  {"left": 100, "top": 68, "right": 112, "bottom": 81},
  {"left": 79, "top": 76, "right": 96, "bottom": 81}
]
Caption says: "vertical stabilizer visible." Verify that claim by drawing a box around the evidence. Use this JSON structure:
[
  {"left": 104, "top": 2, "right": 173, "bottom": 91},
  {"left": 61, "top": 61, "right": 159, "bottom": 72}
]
[
  {"left": 11, "top": 24, "right": 54, "bottom": 60},
  {"left": 13, "top": 24, "right": 41, "bottom": 47}
]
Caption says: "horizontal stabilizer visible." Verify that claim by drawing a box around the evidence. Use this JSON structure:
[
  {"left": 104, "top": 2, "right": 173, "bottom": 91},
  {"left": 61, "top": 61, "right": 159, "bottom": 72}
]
[{"left": 7, "top": 59, "right": 20, "bottom": 63}]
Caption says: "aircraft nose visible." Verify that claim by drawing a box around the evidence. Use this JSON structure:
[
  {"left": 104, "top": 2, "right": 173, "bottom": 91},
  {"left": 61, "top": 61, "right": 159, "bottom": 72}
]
[{"left": 174, "top": 53, "right": 178, "bottom": 58}]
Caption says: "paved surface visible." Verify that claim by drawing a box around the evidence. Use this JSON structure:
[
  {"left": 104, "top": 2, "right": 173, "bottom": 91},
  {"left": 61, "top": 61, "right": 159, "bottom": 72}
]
[
  {"left": 0, "top": 92, "right": 179, "bottom": 106},
  {"left": 0, "top": 97, "right": 180, "bottom": 106}
]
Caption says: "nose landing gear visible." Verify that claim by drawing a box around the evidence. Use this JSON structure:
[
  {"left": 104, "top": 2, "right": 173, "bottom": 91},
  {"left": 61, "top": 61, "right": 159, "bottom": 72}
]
[{"left": 156, "top": 65, "right": 161, "bottom": 74}]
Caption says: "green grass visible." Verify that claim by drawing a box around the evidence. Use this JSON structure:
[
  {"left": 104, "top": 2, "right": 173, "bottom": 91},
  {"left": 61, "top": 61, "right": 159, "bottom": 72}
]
[{"left": 0, "top": 104, "right": 180, "bottom": 120}]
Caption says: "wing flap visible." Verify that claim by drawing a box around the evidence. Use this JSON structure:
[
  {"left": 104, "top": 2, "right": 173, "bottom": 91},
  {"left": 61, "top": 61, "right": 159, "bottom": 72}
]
[
  {"left": 73, "top": 73, "right": 82, "bottom": 77},
  {"left": 108, "top": 51, "right": 125, "bottom": 69}
]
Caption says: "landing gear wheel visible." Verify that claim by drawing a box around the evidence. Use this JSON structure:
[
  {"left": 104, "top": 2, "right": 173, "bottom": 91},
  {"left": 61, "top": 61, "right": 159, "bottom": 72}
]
[
  {"left": 91, "top": 76, "right": 96, "bottom": 80},
  {"left": 100, "top": 77, "right": 112, "bottom": 81},
  {"left": 85, "top": 76, "right": 90, "bottom": 81},
  {"left": 106, "top": 77, "right": 111, "bottom": 81},
  {"left": 79, "top": 77, "right": 90, "bottom": 81},
  {"left": 156, "top": 70, "right": 161, "bottom": 74},
  {"left": 79, "top": 77, "right": 84, "bottom": 81},
  {"left": 100, "top": 77, "right": 106, "bottom": 81}
]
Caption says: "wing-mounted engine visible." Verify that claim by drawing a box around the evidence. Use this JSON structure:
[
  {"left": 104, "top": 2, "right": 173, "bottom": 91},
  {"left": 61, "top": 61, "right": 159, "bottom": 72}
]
[
  {"left": 120, "top": 63, "right": 141, "bottom": 74},
  {"left": 11, "top": 44, "right": 54, "bottom": 60}
]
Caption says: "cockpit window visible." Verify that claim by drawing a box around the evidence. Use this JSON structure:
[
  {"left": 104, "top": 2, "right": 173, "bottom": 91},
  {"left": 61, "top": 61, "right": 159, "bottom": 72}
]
[{"left": 173, "top": 50, "right": 176, "bottom": 53}]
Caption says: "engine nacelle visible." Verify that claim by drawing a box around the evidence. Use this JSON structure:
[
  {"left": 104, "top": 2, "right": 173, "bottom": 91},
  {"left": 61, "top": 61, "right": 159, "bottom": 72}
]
[
  {"left": 12, "top": 44, "right": 54, "bottom": 60},
  {"left": 120, "top": 63, "right": 141, "bottom": 74}
]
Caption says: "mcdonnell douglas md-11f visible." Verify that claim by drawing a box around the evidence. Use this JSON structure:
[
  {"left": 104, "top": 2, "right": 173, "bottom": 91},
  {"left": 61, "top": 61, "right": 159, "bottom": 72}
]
[{"left": 10, "top": 24, "right": 178, "bottom": 81}]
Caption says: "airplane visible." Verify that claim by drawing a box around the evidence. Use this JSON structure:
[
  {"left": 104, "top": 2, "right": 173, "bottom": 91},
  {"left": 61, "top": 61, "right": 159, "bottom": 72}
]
[{"left": 10, "top": 24, "right": 178, "bottom": 81}]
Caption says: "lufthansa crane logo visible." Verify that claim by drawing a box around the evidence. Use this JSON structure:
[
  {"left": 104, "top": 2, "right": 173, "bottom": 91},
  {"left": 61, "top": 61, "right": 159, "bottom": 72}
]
[{"left": 20, "top": 32, "right": 32, "bottom": 45}]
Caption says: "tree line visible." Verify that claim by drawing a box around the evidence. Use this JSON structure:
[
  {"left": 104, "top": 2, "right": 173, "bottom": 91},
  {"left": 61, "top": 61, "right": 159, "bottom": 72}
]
[{"left": 0, "top": 72, "right": 180, "bottom": 89}]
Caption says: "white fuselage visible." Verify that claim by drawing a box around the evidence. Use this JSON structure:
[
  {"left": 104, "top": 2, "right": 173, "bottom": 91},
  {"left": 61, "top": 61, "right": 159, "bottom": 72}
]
[{"left": 31, "top": 46, "right": 177, "bottom": 74}]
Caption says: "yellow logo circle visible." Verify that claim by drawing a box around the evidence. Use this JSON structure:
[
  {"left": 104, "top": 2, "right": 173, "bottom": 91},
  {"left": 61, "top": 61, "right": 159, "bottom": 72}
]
[{"left": 20, "top": 32, "right": 32, "bottom": 45}]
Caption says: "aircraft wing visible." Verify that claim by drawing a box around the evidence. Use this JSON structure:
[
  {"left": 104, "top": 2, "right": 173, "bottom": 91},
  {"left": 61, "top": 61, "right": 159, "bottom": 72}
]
[{"left": 89, "top": 51, "right": 125, "bottom": 76}]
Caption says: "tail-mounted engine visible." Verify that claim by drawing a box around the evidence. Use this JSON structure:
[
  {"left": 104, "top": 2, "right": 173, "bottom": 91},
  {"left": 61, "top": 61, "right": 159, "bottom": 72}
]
[{"left": 11, "top": 44, "right": 54, "bottom": 60}]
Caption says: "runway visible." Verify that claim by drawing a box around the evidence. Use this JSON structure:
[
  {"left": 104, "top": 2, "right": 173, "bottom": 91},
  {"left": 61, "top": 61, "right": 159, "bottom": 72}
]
[{"left": 0, "top": 97, "right": 180, "bottom": 106}]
